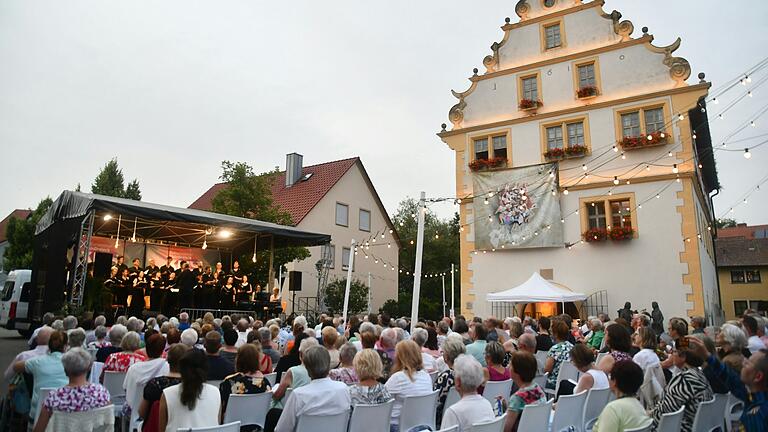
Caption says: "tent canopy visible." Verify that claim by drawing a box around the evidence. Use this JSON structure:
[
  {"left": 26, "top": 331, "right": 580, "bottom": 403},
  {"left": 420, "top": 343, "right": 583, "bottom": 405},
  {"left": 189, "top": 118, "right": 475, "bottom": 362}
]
[
  {"left": 36, "top": 190, "right": 331, "bottom": 250},
  {"left": 486, "top": 272, "right": 587, "bottom": 303}
]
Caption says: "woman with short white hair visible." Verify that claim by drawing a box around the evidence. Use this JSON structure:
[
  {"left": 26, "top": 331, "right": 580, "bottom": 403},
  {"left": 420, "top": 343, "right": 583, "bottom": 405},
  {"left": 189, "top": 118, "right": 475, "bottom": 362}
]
[
  {"left": 33, "top": 348, "right": 111, "bottom": 432},
  {"left": 716, "top": 323, "right": 748, "bottom": 372},
  {"left": 440, "top": 354, "right": 495, "bottom": 432},
  {"left": 100, "top": 331, "right": 145, "bottom": 382}
]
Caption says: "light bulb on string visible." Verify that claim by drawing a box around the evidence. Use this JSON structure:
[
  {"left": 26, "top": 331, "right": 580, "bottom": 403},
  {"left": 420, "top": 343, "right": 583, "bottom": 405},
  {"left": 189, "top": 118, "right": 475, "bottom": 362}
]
[
  {"left": 678, "top": 114, "right": 684, "bottom": 121},
  {"left": 582, "top": 164, "right": 587, "bottom": 171},
  {"left": 647, "top": 134, "right": 653, "bottom": 141},
  {"left": 668, "top": 151, "right": 673, "bottom": 157},
  {"left": 483, "top": 198, "right": 489, "bottom": 205},
  {"left": 713, "top": 97, "right": 719, "bottom": 104},
  {"left": 646, "top": 165, "right": 651, "bottom": 171},
  {"left": 718, "top": 114, "right": 724, "bottom": 120},
  {"left": 747, "top": 75, "right": 752, "bottom": 83},
  {"left": 202, "top": 235, "right": 208, "bottom": 250},
  {"left": 751, "top": 121, "right": 756, "bottom": 127},
  {"left": 625, "top": 180, "right": 631, "bottom": 185},
  {"left": 748, "top": 91, "right": 753, "bottom": 97},
  {"left": 621, "top": 152, "right": 626, "bottom": 160},
  {"left": 698, "top": 163, "right": 703, "bottom": 169},
  {"left": 672, "top": 164, "right": 679, "bottom": 174},
  {"left": 744, "top": 148, "right": 752, "bottom": 159},
  {"left": 612, "top": 145, "right": 618, "bottom": 152},
  {"left": 676, "top": 175, "right": 681, "bottom": 183},
  {"left": 693, "top": 133, "right": 697, "bottom": 139},
  {"left": 613, "top": 176, "right": 619, "bottom": 185},
  {"left": 563, "top": 188, "right": 569, "bottom": 195},
  {"left": 549, "top": 171, "right": 555, "bottom": 178}
]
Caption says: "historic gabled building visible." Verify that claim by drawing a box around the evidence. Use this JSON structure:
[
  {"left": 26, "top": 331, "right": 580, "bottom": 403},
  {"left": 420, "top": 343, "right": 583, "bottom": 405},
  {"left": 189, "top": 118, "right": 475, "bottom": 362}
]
[
  {"left": 716, "top": 224, "right": 768, "bottom": 319},
  {"left": 438, "top": 0, "right": 721, "bottom": 323}
]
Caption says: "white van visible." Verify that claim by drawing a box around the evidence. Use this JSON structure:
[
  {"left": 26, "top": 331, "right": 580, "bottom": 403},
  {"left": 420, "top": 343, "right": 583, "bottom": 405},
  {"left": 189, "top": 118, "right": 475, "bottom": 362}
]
[{"left": 0, "top": 269, "right": 32, "bottom": 336}]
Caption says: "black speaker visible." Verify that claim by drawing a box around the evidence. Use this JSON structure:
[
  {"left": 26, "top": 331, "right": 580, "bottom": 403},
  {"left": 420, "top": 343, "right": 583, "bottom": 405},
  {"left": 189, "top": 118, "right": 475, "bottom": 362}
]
[
  {"left": 288, "top": 271, "right": 302, "bottom": 291},
  {"left": 94, "top": 252, "right": 113, "bottom": 278}
]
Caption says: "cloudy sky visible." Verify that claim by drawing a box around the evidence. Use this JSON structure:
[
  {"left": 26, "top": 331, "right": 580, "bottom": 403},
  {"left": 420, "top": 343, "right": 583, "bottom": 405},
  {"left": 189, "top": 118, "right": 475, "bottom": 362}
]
[{"left": 1, "top": 0, "right": 766, "bottom": 225}]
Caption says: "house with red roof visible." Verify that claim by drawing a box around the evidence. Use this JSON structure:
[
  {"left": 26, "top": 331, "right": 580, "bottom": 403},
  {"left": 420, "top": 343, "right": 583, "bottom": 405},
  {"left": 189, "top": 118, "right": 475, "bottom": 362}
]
[{"left": 190, "top": 154, "right": 399, "bottom": 314}]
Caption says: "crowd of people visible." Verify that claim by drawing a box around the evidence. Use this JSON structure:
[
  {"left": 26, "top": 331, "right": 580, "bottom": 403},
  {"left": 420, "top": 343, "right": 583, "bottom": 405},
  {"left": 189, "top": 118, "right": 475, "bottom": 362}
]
[
  {"left": 2, "top": 305, "right": 768, "bottom": 432},
  {"left": 100, "top": 256, "right": 281, "bottom": 317}
]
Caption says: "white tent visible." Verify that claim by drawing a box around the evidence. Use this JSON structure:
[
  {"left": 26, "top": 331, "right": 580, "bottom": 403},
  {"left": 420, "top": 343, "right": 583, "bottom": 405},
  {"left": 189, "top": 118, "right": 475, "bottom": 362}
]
[{"left": 486, "top": 272, "right": 587, "bottom": 303}]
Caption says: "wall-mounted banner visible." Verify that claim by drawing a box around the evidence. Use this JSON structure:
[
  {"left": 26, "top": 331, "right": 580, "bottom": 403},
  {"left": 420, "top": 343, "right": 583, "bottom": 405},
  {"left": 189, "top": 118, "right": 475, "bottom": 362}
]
[{"left": 472, "top": 163, "right": 563, "bottom": 249}]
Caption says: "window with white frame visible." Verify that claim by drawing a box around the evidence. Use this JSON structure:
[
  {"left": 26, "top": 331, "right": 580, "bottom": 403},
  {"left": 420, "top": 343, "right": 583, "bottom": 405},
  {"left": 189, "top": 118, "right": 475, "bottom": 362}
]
[
  {"left": 566, "top": 122, "right": 585, "bottom": 147},
  {"left": 522, "top": 76, "right": 538, "bottom": 101},
  {"left": 359, "top": 209, "right": 371, "bottom": 232},
  {"left": 586, "top": 201, "right": 607, "bottom": 229},
  {"left": 621, "top": 112, "right": 642, "bottom": 138},
  {"left": 335, "top": 203, "right": 349, "bottom": 227},
  {"left": 474, "top": 138, "right": 489, "bottom": 160},
  {"left": 544, "top": 24, "right": 561, "bottom": 49},
  {"left": 492, "top": 135, "right": 507, "bottom": 160},
  {"left": 546, "top": 126, "right": 563, "bottom": 150},
  {"left": 341, "top": 247, "right": 352, "bottom": 271},
  {"left": 578, "top": 63, "right": 596, "bottom": 88},
  {"left": 644, "top": 108, "right": 665, "bottom": 133}
]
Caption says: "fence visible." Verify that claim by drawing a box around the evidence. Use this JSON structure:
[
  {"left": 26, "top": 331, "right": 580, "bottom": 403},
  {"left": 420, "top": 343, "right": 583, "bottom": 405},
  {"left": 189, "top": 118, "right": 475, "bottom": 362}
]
[{"left": 180, "top": 308, "right": 255, "bottom": 321}]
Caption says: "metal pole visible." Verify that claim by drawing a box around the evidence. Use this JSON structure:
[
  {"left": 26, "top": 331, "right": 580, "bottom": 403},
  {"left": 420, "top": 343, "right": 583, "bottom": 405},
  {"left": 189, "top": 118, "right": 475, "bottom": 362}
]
[
  {"left": 367, "top": 272, "right": 372, "bottom": 314},
  {"left": 410, "top": 192, "right": 426, "bottom": 334},
  {"left": 342, "top": 239, "right": 356, "bottom": 325},
  {"left": 450, "top": 263, "right": 455, "bottom": 319},
  {"left": 441, "top": 273, "right": 446, "bottom": 318}
]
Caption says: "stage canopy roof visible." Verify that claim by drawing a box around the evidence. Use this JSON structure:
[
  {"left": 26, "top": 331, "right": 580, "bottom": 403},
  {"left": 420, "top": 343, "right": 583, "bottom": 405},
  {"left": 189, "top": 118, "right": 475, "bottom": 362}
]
[
  {"left": 36, "top": 190, "right": 331, "bottom": 250},
  {"left": 486, "top": 272, "right": 587, "bottom": 303}
]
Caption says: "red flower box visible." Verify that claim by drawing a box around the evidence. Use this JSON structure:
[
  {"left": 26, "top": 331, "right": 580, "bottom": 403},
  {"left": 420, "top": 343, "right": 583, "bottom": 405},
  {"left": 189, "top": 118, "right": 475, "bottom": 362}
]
[
  {"left": 609, "top": 226, "right": 634, "bottom": 241},
  {"left": 469, "top": 157, "right": 508, "bottom": 172},
  {"left": 519, "top": 99, "right": 543, "bottom": 110},
  {"left": 621, "top": 131, "right": 667, "bottom": 150},
  {"left": 543, "top": 148, "right": 566, "bottom": 159},
  {"left": 565, "top": 145, "right": 587, "bottom": 156},
  {"left": 577, "top": 86, "right": 599, "bottom": 98},
  {"left": 584, "top": 228, "right": 608, "bottom": 242}
]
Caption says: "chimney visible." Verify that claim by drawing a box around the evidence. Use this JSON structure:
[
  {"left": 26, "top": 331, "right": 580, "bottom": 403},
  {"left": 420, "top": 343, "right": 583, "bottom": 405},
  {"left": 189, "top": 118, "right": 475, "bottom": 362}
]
[{"left": 285, "top": 153, "right": 303, "bottom": 187}]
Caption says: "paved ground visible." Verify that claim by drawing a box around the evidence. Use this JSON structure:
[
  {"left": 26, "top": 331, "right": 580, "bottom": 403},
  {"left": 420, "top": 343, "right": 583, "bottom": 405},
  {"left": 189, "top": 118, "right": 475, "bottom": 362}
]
[{"left": 0, "top": 327, "right": 29, "bottom": 397}]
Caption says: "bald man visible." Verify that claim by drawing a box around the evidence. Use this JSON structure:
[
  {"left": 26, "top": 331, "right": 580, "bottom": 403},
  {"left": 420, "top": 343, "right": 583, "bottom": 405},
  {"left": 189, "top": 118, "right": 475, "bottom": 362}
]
[{"left": 5, "top": 326, "right": 53, "bottom": 382}]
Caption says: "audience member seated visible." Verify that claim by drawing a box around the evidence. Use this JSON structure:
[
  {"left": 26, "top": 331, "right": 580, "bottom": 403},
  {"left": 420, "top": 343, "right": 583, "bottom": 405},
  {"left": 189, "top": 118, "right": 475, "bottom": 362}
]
[
  {"left": 743, "top": 315, "right": 767, "bottom": 354},
  {"left": 441, "top": 354, "right": 495, "bottom": 432},
  {"left": 466, "top": 323, "right": 489, "bottom": 367},
  {"left": 274, "top": 331, "right": 309, "bottom": 383},
  {"left": 180, "top": 328, "right": 199, "bottom": 348},
  {"left": 96, "top": 324, "right": 127, "bottom": 362},
  {"left": 535, "top": 317, "right": 554, "bottom": 352},
  {"left": 571, "top": 343, "right": 608, "bottom": 395},
  {"left": 68, "top": 328, "right": 87, "bottom": 350},
  {"left": 411, "top": 328, "right": 436, "bottom": 372},
  {"left": 139, "top": 344, "right": 188, "bottom": 432},
  {"left": 101, "top": 331, "right": 146, "bottom": 382},
  {"left": 272, "top": 338, "right": 318, "bottom": 404},
  {"left": 423, "top": 327, "right": 441, "bottom": 358},
  {"left": 15, "top": 330, "right": 69, "bottom": 422},
  {"left": 385, "top": 340, "right": 433, "bottom": 431},
  {"left": 632, "top": 327, "right": 661, "bottom": 373},
  {"left": 502, "top": 351, "right": 546, "bottom": 432},
  {"left": 219, "top": 343, "right": 271, "bottom": 423},
  {"left": 220, "top": 329, "right": 239, "bottom": 366},
  {"left": 4, "top": 326, "right": 52, "bottom": 384},
  {"left": 586, "top": 319, "right": 604, "bottom": 350},
  {"left": 543, "top": 319, "right": 574, "bottom": 390},
  {"left": 376, "top": 328, "right": 397, "bottom": 381},
  {"left": 159, "top": 348, "right": 221, "bottom": 432},
  {"left": 593, "top": 360, "right": 651, "bottom": 432},
  {"left": 87, "top": 325, "right": 110, "bottom": 350},
  {"left": 484, "top": 341, "right": 511, "bottom": 384},
  {"left": 650, "top": 338, "right": 714, "bottom": 432},
  {"left": 597, "top": 324, "right": 633, "bottom": 374},
  {"left": 33, "top": 347, "right": 111, "bottom": 432},
  {"left": 204, "top": 330, "right": 235, "bottom": 380},
  {"left": 349, "top": 349, "right": 392, "bottom": 405},
  {"left": 124, "top": 333, "right": 169, "bottom": 418},
  {"left": 435, "top": 337, "right": 466, "bottom": 421},
  {"left": 717, "top": 323, "right": 748, "bottom": 373},
  {"left": 274, "top": 345, "right": 351, "bottom": 432},
  {"left": 321, "top": 326, "right": 340, "bottom": 368},
  {"left": 329, "top": 343, "right": 358, "bottom": 384},
  {"left": 259, "top": 327, "right": 281, "bottom": 365}
]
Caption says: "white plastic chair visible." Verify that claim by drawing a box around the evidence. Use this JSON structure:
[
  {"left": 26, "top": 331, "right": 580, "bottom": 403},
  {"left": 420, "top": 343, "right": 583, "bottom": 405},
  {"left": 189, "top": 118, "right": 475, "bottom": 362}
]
[
  {"left": 205, "top": 380, "right": 222, "bottom": 388},
  {"left": 444, "top": 387, "right": 461, "bottom": 413},
  {"left": 398, "top": 390, "right": 439, "bottom": 432},
  {"left": 87, "top": 347, "right": 98, "bottom": 360},
  {"left": 348, "top": 400, "right": 394, "bottom": 432},
  {"left": 430, "top": 370, "right": 439, "bottom": 385},
  {"left": 223, "top": 391, "right": 273, "bottom": 429},
  {"left": 435, "top": 426, "right": 459, "bottom": 432},
  {"left": 691, "top": 396, "right": 728, "bottom": 432},
  {"left": 545, "top": 361, "right": 578, "bottom": 398},
  {"left": 177, "top": 421, "right": 240, "bottom": 432},
  {"left": 656, "top": 406, "right": 685, "bottom": 432},
  {"left": 550, "top": 390, "right": 588, "bottom": 432},
  {"left": 595, "top": 352, "right": 608, "bottom": 366},
  {"left": 33, "top": 387, "right": 57, "bottom": 426},
  {"left": 533, "top": 374, "right": 548, "bottom": 392},
  {"left": 128, "top": 382, "right": 147, "bottom": 432},
  {"left": 535, "top": 351, "right": 548, "bottom": 372},
  {"left": 47, "top": 404, "right": 115, "bottom": 432},
  {"left": 582, "top": 387, "right": 611, "bottom": 431},
  {"left": 624, "top": 424, "right": 652, "bottom": 432},
  {"left": 89, "top": 361, "right": 104, "bottom": 384},
  {"left": 725, "top": 393, "right": 744, "bottom": 432},
  {"left": 517, "top": 400, "right": 552, "bottom": 431},
  {"left": 295, "top": 409, "right": 351, "bottom": 432},
  {"left": 470, "top": 412, "right": 506, "bottom": 432},
  {"left": 103, "top": 371, "right": 127, "bottom": 416},
  {"left": 482, "top": 380, "right": 513, "bottom": 405},
  {"left": 264, "top": 372, "right": 277, "bottom": 387}
]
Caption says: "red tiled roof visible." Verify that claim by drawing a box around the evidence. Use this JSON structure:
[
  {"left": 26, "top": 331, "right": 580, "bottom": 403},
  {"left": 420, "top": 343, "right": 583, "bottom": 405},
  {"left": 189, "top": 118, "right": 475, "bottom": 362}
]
[
  {"left": 716, "top": 237, "right": 768, "bottom": 267},
  {"left": 718, "top": 224, "right": 768, "bottom": 239},
  {"left": 189, "top": 157, "right": 359, "bottom": 225},
  {"left": 0, "top": 210, "right": 32, "bottom": 243}
]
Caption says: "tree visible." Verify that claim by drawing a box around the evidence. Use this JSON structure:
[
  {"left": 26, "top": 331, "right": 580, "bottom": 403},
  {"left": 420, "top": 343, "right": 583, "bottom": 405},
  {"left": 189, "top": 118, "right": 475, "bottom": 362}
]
[
  {"left": 716, "top": 218, "right": 739, "bottom": 229},
  {"left": 387, "top": 198, "right": 461, "bottom": 320},
  {"left": 210, "top": 161, "right": 310, "bottom": 284},
  {"left": 91, "top": 158, "right": 142, "bottom": 200},
  {"left": 3, "top": 198, "right": 53, "bottom": 270},
  {"left": 324, "top": 278, "right": 370, "bottom": 315}
]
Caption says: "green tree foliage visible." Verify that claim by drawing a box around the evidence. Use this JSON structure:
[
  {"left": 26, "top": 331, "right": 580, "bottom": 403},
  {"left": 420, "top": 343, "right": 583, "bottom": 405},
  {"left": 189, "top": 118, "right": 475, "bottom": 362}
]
[
  {"left": 91, "top": 158, "right": 142, "bottom": 200},
  {"left": 716, "top": 218, "right": 739, "bottom": 229},
  {"left": 210, "top": 161, "right": 310, "bottom": 283},
  {"left": 385, "top": 198, "right": 461, "bottom": 320},
  {"left": 3, "top": 198, "right": 53, "bottom": 270},
  {"left": 324, "top": 278, "right": 370, "bottom": 315}
]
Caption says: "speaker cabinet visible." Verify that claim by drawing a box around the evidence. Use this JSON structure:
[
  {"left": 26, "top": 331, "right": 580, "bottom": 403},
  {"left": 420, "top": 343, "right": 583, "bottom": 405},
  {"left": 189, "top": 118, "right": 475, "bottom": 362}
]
[{"left": 288, "top": 271, "right": 302, "bottom": 291}]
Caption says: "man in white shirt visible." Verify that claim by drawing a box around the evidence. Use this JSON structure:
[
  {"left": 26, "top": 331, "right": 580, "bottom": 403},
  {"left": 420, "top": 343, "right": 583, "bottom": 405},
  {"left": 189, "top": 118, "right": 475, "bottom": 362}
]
[
  {"left": 123, "top": 333, "right": 169, "bottom": 426},
  {"left": 441, "top": 354, "right": 496, "bottom": 431},
  {"left": 743, "top": 315, "right": 767, "bottom": 354},
  {"left": 274, "top": 345, "right": 351, "bottom": 432},
  {"left": 4, "top": 326, "right": 52, "bottom": 383}
]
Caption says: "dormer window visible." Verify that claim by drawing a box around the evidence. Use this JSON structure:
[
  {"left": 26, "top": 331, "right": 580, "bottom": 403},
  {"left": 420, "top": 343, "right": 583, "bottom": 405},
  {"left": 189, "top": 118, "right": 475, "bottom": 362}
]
[{"left": 544, "top": 23, "right": 562, "bottom": 49}]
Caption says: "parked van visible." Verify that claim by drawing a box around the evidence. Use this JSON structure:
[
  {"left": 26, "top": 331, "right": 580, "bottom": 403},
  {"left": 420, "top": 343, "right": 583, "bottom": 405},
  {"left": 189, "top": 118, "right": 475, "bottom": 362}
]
[{"left": 0, "top": 269, "right": 32, "bottom": 337}]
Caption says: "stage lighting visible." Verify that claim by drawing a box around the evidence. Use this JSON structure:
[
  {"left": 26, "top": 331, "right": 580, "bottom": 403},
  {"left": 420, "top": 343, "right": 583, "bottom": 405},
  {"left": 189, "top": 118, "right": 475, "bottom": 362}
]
[
  {"left": 103, "top": 214, "right": 113, "bottom": 221},
  {"left": 218, "top": 229, "right": 232, "bottom": 239}
]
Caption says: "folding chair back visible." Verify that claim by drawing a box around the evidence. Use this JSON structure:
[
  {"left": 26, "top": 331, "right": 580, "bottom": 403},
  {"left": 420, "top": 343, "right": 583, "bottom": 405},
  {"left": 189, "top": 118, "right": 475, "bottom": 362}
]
[
  {"left": 482, "top": 380, "right": 513, "bottom": 405},
  {"left": 398, "top": 390, "right": 439, "bottom": 432},
  {"left": 550, "top": 390, "right": 588, "bottom": 432},
  {"left": 177, "top": 421, "right": 240, "bottom": 432},
  {"left": 691, "top": 396, "right": 728, "bottom": 432},
  {"left": 348, "top": 400, "right": 394, "bottom": 432},
  {"left": 655, "top": 406, "right": 684, "bottom": 432},
  {"left": 34, "top": 387, "right": 57, "bottom": 426},
  {"left": 517, "top": 400, "right": 552, "bottom": 432},
  {"left": 444, "top": 387, "right": 461, "bottom": 413},
  {"left": 582, "top": 387, "right": 611, "bottom": 431},
  {"left": 223, "top": 392, "right": 273, "bottom": 428},
  {"left": 470, "top": 412, "right": 506, "bottom": 432},
  {"left": 264, "top": 372, "right": 277, "bottom": 387},
  {"left": 295, "top": 410, "right": 351, "bottom": 432}
]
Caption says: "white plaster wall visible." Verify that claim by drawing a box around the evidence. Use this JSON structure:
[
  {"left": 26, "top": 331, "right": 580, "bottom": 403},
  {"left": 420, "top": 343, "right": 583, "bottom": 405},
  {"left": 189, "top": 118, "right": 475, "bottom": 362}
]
[
  {"left": 466, "top": 180, "right": 691, "bottom": 320},
  {"left": 463, "top": 43, "right": 675, "bottom": 128},
  {"left": 498, "top": 5, "right": 621, "bottom": 70},
  {"left": 287, "top": 164, "right": 399, "bottom": 314}
]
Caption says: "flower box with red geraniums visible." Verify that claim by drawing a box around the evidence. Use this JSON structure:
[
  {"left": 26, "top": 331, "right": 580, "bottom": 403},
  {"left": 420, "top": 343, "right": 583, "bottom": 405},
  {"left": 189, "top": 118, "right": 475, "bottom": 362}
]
[
  {"left": 544, "top": 145, "right": 587, "bottom": 160},
  {"left": 621, "top": 131, "right": 668, "bottom": 150},
  {"left": 577, "top": 86, "right": 599, "bottom": 99},
  {"left": 584, "top": 228, "right": 609, "bottom": 242},
  {"left": 543, "top": 148, "right": 566, "bottom": 160},
  {"left": 565, "top": 145, "right": 588, "bottom": 156},
  {"left": 469, "top": 157, "right": 508, "bottom": 172},
  {"left": 609, "top": 226, "right": 634, "bottom": 241},
  {"left": 519, "top": 99, "right": 543, "bottom": 111}
]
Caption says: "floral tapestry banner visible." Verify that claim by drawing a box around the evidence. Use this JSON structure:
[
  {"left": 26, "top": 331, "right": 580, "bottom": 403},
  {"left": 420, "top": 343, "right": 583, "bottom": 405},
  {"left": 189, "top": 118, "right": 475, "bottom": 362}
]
[{"left": 472, "top": 163, "right": 563, "bottom": 249}]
